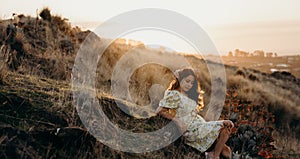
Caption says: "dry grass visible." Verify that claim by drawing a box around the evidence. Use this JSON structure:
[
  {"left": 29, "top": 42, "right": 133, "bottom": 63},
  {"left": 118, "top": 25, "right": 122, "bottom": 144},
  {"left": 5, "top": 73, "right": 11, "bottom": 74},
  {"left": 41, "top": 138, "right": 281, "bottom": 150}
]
[
  {"left": 239, "top": 74, "right": 298, "bottom": 118},
  {"left": 272, "top": 127, "right": 300, "bottom": 158},
  {"left": 0, "top": 8, "right": 299, "bottom": 158},
  {"left": 0, "top": 60, "right": 7, "bottom": 84},
  {"left": 222, "top": 55, "right": 300, "bottom": 79},
  {"left": 0, "top": 72, "right": 205, "bottom": 159},
  {"left": 226, "top": 66, "right": 300, "bottom": 145},
  {"left": 0, "top": 9, "right": 84, "bottom": 81},
  {"left": 39, "top": 7, "right": 52, "bottom": 21},
  {"left": 0, "top": 45, "right": 8, "bottom": 83},
  {"left": 129, "top": 64, "right": 173, "bottom": 106}
]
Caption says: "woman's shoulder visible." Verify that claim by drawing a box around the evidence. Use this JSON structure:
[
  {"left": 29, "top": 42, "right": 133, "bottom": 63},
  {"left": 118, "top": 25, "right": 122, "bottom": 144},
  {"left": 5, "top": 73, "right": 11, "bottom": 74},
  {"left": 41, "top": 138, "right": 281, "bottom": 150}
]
[
  {"left": 159, "top": 89, "right": 182, "bottom": 108},
  {"left": 164, "top": 90, "right": 182, "bottom": 96},
  {"left": 162, "top": 90, "right": 183, "bottom": 101}
]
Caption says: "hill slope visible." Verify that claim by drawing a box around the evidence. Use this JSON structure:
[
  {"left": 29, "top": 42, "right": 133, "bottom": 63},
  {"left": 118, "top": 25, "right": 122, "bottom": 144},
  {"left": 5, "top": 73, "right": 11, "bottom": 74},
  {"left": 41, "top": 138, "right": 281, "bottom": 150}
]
[{"left": 1, "top": 10, "right": 300, "bottom": 158}]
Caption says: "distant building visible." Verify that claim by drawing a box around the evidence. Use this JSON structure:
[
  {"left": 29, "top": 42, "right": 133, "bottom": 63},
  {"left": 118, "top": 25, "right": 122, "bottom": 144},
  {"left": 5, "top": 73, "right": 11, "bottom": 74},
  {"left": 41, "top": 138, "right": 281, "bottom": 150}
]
[
  {"left": 234, "top": 49, "right": 249, "bottom": 57},
  {"left": 114, "top": 38, "right": 144, "bottom": 47},
  {"left": 253, "top": 50, "right": 265, "bottom": 57},
  {"left": 115, "top": 38, "right": 126, "bottom": 44},
  {"left": 266, "top": 52, "right": 273, "bottom": 57},
  {"left": 128, "top": 39, "right": 143, "bottom": 46},
  {"left": 228, "top": 51, "right": 233, "bottom": 57}
]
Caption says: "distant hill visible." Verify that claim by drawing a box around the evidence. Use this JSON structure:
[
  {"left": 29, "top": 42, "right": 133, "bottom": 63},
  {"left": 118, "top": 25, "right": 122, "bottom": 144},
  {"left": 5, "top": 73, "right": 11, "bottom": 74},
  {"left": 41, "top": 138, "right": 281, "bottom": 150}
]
[{"left": 221, "top": 55, "right": 300, "bottom": 79}]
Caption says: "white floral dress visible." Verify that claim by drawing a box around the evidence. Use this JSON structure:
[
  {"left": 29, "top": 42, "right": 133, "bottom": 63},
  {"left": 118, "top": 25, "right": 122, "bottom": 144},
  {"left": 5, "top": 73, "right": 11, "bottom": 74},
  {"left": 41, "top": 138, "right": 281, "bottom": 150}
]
[{"left": 159, "top": 90, "right": 224, "bottom": 152}]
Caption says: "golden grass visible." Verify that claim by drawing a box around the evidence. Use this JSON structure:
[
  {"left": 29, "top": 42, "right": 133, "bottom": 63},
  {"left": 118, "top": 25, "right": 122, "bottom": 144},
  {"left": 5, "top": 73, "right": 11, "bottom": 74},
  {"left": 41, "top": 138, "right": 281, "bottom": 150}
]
[{"left": 0, "top": 8, "right": 299, "bottom": 158}]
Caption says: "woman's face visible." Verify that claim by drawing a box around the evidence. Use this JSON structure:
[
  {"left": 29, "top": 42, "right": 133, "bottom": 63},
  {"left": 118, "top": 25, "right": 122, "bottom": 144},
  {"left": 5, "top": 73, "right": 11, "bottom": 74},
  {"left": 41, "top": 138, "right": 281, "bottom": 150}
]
[{"left": 180, "top": 75, "right": 195, "bottom": 93}]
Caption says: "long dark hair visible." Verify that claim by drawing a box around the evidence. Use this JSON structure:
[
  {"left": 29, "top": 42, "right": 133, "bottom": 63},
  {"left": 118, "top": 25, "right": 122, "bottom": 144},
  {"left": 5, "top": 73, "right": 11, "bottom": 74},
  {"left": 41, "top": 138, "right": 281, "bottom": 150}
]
[{"left": 168, "top": 68, "right": 201, "bottom": 104}]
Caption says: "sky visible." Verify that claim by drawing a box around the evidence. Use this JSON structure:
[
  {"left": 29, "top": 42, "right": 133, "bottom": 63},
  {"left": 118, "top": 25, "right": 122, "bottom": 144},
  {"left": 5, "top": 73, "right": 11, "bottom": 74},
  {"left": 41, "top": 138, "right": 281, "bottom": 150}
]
[{"left": 1, "top": 0, "right": 300, "bottom": 55}]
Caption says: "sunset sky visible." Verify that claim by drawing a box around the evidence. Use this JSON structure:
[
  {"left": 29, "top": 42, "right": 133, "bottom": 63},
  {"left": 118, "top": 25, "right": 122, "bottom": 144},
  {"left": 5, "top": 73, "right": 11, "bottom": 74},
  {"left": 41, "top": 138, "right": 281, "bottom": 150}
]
[{"left": 1, "top": 0, "right": 300, "bottom": 55}]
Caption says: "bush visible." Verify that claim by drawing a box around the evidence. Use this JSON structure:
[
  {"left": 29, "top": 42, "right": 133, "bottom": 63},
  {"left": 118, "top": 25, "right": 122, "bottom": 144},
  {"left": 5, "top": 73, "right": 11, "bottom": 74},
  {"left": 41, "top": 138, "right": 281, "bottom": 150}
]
[
  {"left": 39, "top": 8, "right": 52, "bottom": 21},
  {"left": 0, "top": 46, "right": 7, "bottom": 83}
]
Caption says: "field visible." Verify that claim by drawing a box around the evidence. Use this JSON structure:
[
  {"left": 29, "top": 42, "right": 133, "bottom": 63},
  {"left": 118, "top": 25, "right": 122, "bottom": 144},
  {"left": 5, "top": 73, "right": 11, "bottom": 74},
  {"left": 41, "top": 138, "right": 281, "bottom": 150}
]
[
  {"left": 222, "top": 56, "right": 300, "bottom": 79},
  {"left": 1, "top": 9, "right": 300, "bottom": 158}
]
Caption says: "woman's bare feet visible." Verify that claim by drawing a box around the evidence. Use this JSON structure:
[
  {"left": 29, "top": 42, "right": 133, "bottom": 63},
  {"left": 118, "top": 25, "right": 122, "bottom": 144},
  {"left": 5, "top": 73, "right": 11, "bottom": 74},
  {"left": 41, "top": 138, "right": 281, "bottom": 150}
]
[
  {"left": 205, "top": 151, "right": 220, "bottom": 159},
  {"left": 221, "top": 145, "right": 232, "bottom": 159}
]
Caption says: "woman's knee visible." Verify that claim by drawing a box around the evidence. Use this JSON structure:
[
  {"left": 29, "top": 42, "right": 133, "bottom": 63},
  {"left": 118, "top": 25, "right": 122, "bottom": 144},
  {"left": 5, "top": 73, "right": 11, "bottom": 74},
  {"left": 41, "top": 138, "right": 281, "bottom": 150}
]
[{"left": 220, "top": 128, "right": 230, "bottom": 138}]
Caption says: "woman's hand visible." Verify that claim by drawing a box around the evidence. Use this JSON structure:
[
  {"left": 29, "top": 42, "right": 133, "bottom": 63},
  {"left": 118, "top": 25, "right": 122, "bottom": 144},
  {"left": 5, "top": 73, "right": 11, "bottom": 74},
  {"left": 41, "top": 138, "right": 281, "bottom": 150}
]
[
  {"left": 223, "top": 120, "right": 234, "bottom": 128},
  {"left": 173, "top": 118, "right": 187, "bottom": 134},
  {"left": 157, "top": 107, "right": 176, "bottom": 120},
  {"left": 157, "top": 108, "right": 186, "bottom": 134}
]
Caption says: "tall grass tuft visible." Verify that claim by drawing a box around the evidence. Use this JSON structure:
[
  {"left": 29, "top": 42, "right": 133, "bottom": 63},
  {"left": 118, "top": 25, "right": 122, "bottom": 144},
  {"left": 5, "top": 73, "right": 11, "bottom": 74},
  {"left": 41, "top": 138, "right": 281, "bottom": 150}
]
[
  {"left": 0, "top": 45, "right": 8, "bottom": 83},
  {"left": 39, "top": 7, "right": 52, "bottom": 21}
]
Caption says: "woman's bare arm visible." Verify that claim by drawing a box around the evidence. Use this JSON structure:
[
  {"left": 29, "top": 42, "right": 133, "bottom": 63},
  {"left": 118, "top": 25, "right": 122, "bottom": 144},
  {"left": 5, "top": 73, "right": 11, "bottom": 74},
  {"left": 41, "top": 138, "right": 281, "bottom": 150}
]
[
  {"left": 157, "top": 107, "right": 186, "bottom": 134},
  {"left": 157, "top": 107, "right": 175, "bottom": 119}
]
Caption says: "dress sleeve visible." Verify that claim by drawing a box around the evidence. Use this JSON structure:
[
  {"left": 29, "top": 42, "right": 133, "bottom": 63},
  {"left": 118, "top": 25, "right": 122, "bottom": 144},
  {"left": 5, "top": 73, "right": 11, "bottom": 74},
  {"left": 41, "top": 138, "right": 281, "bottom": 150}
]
[{"left": 158, "top": 90, "right": 181, "bottom": 109}]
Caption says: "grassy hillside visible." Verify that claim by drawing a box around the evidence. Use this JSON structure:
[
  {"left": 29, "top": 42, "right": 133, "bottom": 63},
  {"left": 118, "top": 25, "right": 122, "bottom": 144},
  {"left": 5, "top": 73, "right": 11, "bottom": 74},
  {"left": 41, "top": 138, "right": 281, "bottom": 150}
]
[
  {"left": 0, "top": 72, "right": 204, "bottom": 158},
  {"left": 1, "top": 9, "right": 299, "bottom": 158}
]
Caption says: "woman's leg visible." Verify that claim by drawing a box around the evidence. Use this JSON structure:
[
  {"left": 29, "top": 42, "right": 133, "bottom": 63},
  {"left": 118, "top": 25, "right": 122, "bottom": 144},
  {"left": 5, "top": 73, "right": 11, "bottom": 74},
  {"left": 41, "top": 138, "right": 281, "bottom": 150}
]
[
  {"left": 221, "top": 126, "right": 232, "bottom": 158},
  {"left": 221, "top": 144, "right": 232, "bottom": 158},
  {"left": 206, "top": 122, "right": 233, "bottom": 159},
  {"left": 213, "top": 128, "right": 230, "bottom": 158}
]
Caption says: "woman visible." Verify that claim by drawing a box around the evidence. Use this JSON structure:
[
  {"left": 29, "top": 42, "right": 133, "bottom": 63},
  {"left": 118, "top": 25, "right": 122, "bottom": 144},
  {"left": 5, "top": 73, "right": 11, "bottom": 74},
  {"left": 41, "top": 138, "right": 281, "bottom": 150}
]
[{"left": 157, "top": 68, "right": 234, "bottom": 159}]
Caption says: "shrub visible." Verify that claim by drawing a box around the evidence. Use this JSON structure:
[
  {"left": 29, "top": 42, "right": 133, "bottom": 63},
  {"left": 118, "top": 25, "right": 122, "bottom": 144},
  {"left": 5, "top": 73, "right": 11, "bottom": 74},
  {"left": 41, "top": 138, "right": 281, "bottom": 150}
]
[
  {"left": 235, "top": 69, "right": 246, "bottom": 77},
  {"left": 0, "top": 46, "right": 8, "bottom": 83},
  {"left": 39, "top": 8, "right": 52, "bottom": 21},
  {"left": 51, "top": 15, "right": 71, "bottom": 33}
]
